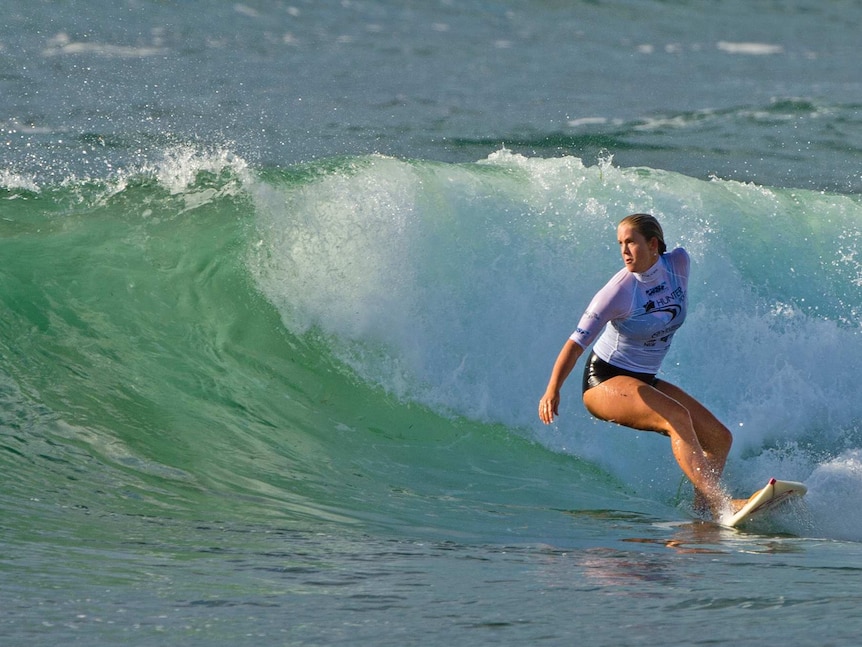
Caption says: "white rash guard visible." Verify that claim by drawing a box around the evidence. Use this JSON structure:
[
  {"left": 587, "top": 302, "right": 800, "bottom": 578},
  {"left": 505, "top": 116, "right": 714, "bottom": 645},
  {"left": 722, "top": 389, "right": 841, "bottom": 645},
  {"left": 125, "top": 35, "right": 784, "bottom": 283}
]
[{"left": 570, "top": 247, "right": 689, "bottom": 373}]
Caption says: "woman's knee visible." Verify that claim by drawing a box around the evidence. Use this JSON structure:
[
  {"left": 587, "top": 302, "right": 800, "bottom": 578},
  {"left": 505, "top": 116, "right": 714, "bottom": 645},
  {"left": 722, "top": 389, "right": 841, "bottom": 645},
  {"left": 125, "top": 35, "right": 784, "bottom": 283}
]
[
  {"left": 692, "top": 404, "right": 732, "bottom": 441},
  {"left": 712, "top": 422, "right": 733, "bottom": 454},
  {"left": 657, "top": 382, "right": 730, "bottom": 447}
]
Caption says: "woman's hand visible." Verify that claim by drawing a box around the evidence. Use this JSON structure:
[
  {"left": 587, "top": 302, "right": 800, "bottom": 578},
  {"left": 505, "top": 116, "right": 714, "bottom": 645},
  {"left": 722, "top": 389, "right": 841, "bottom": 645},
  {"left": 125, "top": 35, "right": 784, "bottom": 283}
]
[{"left": 539, "top": 391, "right": 559, "bottom": 424}]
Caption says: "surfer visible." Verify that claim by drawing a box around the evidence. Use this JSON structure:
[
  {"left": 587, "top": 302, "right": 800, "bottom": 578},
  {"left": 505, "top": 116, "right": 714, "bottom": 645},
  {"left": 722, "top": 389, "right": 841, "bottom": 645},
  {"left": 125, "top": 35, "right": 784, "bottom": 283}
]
[{"left": 538, "top": 213, "right": 742, "bottom": 519}]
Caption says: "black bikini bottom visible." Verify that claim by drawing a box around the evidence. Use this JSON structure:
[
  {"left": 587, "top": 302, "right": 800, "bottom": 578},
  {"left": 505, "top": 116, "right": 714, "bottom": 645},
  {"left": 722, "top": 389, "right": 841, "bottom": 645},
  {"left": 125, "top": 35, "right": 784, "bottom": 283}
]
[{"left": 582, "top": 351, "right": 658, "bottom": 393}]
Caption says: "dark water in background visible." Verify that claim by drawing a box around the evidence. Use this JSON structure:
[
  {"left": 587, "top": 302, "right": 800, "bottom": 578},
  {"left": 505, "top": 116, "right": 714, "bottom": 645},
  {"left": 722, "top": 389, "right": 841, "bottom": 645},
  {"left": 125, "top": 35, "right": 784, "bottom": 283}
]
[
  {"left": 3, "top": 1, "right": 862, "bottom": 645},
  {"left": 4, "top": 0, "right": 861, "bottom": 190}
]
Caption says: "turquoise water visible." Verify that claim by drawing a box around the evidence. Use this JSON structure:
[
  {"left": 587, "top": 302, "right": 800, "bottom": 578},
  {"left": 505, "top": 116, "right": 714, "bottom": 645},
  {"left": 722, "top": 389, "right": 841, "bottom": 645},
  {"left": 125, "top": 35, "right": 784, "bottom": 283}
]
[{"left": 3, "top": 1, "right": 862, "bottom": 645}]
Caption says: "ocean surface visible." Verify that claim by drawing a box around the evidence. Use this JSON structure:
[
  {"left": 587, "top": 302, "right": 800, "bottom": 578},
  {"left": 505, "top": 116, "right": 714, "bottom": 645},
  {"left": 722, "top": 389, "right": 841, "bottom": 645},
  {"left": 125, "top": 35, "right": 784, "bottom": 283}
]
[{"left": 3, "top": 1, "right": 862, "bottom": 645}]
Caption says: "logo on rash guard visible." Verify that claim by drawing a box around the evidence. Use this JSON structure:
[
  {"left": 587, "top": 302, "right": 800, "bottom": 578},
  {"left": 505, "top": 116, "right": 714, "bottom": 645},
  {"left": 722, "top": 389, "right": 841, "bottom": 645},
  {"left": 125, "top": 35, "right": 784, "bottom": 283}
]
[
  {"left": 646, "top": 282, "right": 667, "bottom": 297},
  {"left": 645, "top": 303, "right": 682, "bottom": 319},
  {"left": 644, "top": 286, "right": 684, "bottom": 316}
]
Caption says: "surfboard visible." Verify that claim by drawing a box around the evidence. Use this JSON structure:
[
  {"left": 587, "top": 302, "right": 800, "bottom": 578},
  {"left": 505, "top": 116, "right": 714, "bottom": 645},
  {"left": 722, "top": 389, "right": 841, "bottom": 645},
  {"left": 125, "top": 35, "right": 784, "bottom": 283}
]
[{"left": 726, "top": 478, "right": 807, "bottom": 528}]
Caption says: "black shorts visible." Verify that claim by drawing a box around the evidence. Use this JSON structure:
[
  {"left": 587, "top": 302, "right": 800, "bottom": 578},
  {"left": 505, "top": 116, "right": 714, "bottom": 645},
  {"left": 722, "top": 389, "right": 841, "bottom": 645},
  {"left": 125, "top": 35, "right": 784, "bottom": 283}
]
[{"left": 582, "top": 351, "right": 659, "bottom": 393}]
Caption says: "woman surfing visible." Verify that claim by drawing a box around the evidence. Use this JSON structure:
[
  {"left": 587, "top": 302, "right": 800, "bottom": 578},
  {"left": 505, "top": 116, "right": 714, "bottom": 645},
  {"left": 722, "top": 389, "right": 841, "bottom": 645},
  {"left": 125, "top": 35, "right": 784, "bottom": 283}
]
[{"left": 538, "top": 213, "right": 744, "bottom": 519}]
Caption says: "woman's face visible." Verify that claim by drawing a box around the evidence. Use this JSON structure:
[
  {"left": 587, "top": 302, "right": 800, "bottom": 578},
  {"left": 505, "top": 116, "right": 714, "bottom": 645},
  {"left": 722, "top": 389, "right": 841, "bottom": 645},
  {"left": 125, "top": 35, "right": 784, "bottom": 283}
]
[{"left": 617, "top": 223, "right": 658, "bottom": 273}]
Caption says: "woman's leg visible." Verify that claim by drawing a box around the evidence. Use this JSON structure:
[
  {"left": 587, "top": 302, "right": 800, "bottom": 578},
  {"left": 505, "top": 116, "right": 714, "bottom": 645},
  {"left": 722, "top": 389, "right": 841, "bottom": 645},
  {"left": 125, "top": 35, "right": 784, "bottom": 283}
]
[
  {"left": 582, "top": 376, "right": 732, "bottom": 517},
  {"left": 653, "top": 379, "right": 733, "bottom": 480},
  {"left": 653, "top": 380, "right": 748, "bottom": 514}
]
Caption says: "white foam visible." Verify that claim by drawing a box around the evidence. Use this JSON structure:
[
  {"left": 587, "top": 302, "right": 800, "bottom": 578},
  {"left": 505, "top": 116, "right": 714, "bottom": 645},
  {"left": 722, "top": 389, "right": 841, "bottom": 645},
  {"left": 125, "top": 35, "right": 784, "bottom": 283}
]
[
  {"left": 803, "top": 450, "right": 862, "bottom": 541},
  {"left": 717, "top": 41, "right": 784, "bottom": 55},
  {"left": 42, "top": 32, "right": 167, "bottom": 58}
]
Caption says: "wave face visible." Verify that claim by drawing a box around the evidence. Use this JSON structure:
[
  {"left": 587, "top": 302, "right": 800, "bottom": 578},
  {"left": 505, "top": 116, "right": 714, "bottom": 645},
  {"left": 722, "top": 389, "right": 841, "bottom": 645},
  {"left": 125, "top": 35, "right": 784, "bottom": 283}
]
[{"left": 3, "top": 148, "right": 862, "bottom": 542}]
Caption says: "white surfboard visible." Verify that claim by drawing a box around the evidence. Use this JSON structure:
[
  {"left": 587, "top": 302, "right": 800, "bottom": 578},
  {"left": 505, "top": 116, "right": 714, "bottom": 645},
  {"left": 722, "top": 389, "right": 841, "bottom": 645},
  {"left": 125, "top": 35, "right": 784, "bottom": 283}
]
[{"left": 726, "top": 478, "right": 807, "bottom": 528}]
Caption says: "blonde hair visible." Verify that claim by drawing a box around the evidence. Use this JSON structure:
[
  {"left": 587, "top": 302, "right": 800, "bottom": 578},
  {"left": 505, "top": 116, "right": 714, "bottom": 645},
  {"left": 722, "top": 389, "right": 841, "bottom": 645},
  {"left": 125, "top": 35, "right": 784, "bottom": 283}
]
[{"left": 620, "top": 213, "right": 667, "bottom": 255}]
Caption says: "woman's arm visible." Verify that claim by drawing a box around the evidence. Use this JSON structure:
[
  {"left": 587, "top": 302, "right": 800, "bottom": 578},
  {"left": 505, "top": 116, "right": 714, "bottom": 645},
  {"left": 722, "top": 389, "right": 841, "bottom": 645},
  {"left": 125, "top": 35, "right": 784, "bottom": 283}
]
[{"left": 539, "top": 339, "right": 585, "bottom": 424}]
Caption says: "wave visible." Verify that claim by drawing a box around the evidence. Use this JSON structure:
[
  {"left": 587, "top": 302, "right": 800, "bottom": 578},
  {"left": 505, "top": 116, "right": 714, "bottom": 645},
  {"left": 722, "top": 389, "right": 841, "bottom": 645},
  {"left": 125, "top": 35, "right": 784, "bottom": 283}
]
[
  {"left": 451, "top": 100, "right": 862, "bottom": 194},
  {"left": 3, "top": 147, "right": 862, "bottom": 541}
]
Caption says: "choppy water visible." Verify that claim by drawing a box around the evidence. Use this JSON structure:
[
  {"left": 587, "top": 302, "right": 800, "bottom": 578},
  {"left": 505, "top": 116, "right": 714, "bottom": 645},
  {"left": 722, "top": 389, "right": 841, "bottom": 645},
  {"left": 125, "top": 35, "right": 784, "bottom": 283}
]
[{"left": 3, "top": 1, "right": 862, "bottom": 645}]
